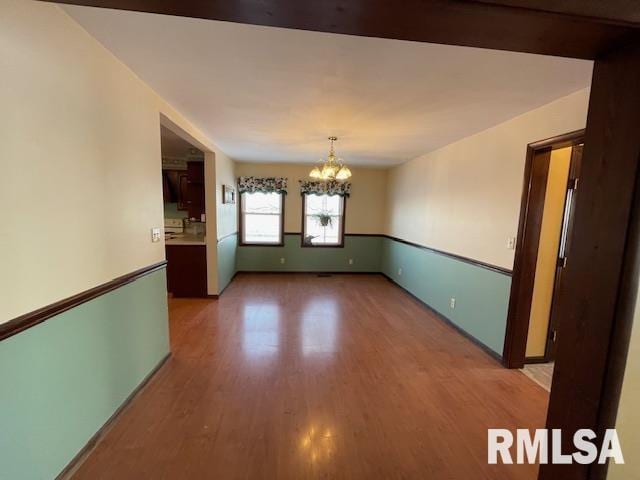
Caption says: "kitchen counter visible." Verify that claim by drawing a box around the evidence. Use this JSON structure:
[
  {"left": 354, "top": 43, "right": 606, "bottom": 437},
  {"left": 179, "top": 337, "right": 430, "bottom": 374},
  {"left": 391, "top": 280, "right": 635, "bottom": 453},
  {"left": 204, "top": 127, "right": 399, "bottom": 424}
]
[{"left": 165, "top": 234, "right": 206, "bottom": 246}]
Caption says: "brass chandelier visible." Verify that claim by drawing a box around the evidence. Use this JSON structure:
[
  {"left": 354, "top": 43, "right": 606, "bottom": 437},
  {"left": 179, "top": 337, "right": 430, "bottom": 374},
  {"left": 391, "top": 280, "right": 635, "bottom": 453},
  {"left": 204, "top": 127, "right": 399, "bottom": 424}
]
[{"left": 309, "top": 136, "right": 352, "bottom": 181}]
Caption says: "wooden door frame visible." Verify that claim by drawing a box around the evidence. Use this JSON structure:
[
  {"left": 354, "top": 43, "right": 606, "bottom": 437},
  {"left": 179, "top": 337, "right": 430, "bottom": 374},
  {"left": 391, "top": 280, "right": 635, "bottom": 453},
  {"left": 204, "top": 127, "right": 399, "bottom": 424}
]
[
  {"left": 503, "top": 129, "right": 585, "bottom": 369},
  {"left": 41, "top": 2, "right": 640, "bottom": 479}
]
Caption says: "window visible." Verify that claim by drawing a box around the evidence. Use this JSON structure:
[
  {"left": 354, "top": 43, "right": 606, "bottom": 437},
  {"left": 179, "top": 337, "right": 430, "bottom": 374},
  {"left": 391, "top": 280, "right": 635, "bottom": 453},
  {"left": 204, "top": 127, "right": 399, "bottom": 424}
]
[
  {"left": 240, "top": 191, "right": 284, "bottom": 245},
  {"left": 302, "top": 194, "right": 345, "bottom": 247}
]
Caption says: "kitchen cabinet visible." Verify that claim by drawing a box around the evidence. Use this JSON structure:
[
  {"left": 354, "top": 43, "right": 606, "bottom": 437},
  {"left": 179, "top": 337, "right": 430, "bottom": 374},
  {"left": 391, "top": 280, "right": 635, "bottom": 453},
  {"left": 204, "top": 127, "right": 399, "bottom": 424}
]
[
  {"left": 187, "top": 161, "right": 204, "bottom": 183},
  {"left": 165, "top": 245, "right": 208, "bottom": 297},
  {"left": 162, "top": 170, "right": 176, "bottom": 203},
  {"left": 162, "top": 161, "right": 204, "bottom": 217},
  {"left": 162, "top": 170, "right": 188, "bottom": 210},
  {"left": 186, "top": 162, "right": 205, "bottom": 219}
]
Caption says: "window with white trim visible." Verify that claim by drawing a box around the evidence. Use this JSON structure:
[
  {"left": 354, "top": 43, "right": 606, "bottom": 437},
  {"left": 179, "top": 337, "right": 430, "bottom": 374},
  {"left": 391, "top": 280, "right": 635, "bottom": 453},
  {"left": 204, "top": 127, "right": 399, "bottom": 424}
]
[
  {"left": 240, "top": 191, "right": 284, "bottom": 245},
  {"left": 302, "top": 193, "right": 345, "bottom": 246}
]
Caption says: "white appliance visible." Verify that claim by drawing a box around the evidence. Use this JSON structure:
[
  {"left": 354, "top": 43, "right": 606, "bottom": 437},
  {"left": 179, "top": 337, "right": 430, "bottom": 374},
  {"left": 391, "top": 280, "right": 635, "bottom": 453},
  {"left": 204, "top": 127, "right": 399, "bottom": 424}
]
[{"left": 164, "top": 218, "right": 184, "bottom": 240}]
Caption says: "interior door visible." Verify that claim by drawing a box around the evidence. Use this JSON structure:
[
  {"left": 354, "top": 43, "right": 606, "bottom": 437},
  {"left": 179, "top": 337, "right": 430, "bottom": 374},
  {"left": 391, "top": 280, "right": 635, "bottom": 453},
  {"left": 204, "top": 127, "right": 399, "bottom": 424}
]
[{"left": 545, "top": 144, "right": 583, "bottom": 360}]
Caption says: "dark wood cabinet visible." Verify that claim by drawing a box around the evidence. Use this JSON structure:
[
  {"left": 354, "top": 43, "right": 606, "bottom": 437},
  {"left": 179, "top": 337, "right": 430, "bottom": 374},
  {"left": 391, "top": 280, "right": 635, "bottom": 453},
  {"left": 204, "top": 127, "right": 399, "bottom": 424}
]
[
  {"left": 187, "top": 161, "right": 204, "bottom": 183},
  {"left": 162, "top": 162, "right": 204, "bottom": 217},
  {"left": 165, "top": 245, "right": 208, "bottom": 297},
  {"left": 178, "top": 173, "right": 189, "bottom": 211},
  {"left": 162, "top": 171, "right": 172, "bottom": 202},
  {"left": 186, "top": 162, "right": 205, "bottom": 219},
  {"left": 163, "top": 170, "right": 180, "bottom": 205}
]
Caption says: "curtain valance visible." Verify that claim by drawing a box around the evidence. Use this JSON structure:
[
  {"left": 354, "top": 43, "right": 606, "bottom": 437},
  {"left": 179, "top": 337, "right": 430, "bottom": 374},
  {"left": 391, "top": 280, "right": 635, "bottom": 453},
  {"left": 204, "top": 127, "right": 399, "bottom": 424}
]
[
  {"left": 237, "top": 176, "right": 288, "bottom": 194},
  {"left": 299, "top": 180, "right": 351, "bottom": 197}
]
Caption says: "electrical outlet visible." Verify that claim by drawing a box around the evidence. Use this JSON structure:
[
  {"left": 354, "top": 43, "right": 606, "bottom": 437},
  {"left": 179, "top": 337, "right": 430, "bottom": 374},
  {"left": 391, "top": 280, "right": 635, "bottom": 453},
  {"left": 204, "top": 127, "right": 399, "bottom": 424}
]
[
  {"left": 398, "top": 268, "right": 403, "bottom": 276},
  {"left": 450, "top": 297, "right": 456, "bottom": 309},
  {"left": 507, "top": 237, "right": 516, "bottom": 250},
  {"left": 151, "top": 227, "right": 161, "bottom": 243},
  {"left": 348, "top": 258, "right": 354, "bottom": 265},
  {"left": 280, "top": 257, "right": 285, "bottom": 264}
]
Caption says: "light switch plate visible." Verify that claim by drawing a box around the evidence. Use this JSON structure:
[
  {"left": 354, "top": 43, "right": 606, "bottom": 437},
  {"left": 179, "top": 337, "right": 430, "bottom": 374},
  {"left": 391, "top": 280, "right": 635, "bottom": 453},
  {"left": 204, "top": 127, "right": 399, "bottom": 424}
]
[
  {"left": 507, "top": 237, "right": 516, "bottom": 250},
  {"left": 151, "top": 227, "right": 162, "bottom": 243}
]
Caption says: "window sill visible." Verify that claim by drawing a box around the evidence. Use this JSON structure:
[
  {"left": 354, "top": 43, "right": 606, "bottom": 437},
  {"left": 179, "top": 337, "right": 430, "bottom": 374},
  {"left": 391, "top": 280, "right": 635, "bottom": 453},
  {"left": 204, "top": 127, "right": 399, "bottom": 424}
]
[
  {"left": 301, "top": 243, "right": 345, "bottom": 248},
  {"left": 239, "top": 242, "right": 285, "bottom": 247}
]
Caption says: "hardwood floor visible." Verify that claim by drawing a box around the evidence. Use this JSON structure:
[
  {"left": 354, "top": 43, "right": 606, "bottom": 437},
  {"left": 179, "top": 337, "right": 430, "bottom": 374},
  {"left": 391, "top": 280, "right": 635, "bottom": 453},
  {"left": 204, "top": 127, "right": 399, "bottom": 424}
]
[{"left": 71, "top": 273, "right": 548, "bottom": 480}]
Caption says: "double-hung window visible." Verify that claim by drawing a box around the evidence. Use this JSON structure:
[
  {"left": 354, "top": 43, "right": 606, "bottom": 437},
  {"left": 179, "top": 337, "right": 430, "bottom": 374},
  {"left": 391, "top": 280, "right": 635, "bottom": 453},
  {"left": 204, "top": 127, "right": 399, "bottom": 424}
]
[
  {"left": 240, "top": 191, "right": 284, "bottom": 245},
  {"left": 302, "top": 194, "right": 345, "bottom": 247}
]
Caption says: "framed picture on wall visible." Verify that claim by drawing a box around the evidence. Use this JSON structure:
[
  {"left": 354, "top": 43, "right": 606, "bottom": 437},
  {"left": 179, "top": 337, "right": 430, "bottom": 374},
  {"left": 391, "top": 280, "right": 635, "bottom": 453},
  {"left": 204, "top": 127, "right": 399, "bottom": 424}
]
[{"left": 223, "top": 184, "right": 236, "bottom": 204}]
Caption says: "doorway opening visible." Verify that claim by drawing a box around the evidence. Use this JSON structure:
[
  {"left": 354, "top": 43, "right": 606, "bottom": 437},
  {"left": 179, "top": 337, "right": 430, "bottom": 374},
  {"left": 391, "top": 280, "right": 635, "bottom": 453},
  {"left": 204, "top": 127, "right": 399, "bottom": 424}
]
[
  {"left": 503, "top": 129, "right": 585, "bottom": 377},
  {"left": 160, "top": 124, "right": 208, "bottom": 297}
]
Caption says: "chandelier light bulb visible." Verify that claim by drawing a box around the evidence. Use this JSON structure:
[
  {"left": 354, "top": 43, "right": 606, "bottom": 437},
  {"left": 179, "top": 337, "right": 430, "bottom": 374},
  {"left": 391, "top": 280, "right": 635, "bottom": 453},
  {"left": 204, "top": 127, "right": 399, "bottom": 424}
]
[{"left": 336, "top": 166, "right": 352, "bottom": 180}]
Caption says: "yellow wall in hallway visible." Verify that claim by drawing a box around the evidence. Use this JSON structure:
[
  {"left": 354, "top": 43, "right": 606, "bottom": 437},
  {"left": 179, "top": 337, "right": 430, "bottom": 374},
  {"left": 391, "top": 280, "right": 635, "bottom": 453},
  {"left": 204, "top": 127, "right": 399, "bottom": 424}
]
[{"left": 525, "top": 146, "right": 572, "bottom": 358}]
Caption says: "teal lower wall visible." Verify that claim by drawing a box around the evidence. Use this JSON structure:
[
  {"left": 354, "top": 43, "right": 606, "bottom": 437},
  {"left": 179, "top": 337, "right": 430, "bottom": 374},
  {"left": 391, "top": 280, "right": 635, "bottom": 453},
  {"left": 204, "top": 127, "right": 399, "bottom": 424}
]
[
  {"left": 380, "top": 238, "right": 511, "bottom": 356},
  {"left": 0, "top": 269, "right": 170, "bottom": 480},
  {"left": 236, "top": 233, "right": 382, "bottom": 272},
  {"left": 217, "top": 233, "right": 238, "bottom": 293}
]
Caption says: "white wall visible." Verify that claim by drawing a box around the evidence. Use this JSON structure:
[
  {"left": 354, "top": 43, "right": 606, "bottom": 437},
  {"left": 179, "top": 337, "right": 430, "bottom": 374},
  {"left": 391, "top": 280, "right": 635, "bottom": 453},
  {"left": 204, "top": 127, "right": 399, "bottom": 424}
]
[
  {"left": 0, "top": 0, "right": 227, "bottom": 322},
  {"left": 385, "top": 88, "right": 590, "bottom": 270}
]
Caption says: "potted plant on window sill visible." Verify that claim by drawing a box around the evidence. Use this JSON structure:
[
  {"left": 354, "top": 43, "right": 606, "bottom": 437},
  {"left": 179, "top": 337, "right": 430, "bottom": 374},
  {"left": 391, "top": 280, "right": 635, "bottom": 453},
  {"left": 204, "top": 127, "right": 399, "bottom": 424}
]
[
  {"left": 303, "top": 234, "right": 317, "bottom": 245},
  {"left": 312, "top": 211, "right": 333, "bottom": 228}
]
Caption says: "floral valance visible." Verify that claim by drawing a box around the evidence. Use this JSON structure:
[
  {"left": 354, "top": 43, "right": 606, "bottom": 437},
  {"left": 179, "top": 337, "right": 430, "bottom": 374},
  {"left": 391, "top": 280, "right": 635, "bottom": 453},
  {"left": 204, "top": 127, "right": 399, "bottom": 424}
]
[
  {"left": 299, "top": 180, "right": 351, "bottom": 197},
  {"left": 238, "top": 176, "right": 288, "bottom": 194}
]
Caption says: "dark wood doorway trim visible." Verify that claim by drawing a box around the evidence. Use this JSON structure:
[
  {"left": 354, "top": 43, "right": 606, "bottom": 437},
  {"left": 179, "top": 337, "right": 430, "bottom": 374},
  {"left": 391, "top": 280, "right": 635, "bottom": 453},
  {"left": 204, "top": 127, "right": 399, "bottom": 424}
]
[
  {"left": 38, "top": 2, "right": 640, "bottom": 480},
  {"left": 503, "top": 129, "right": 585, "bottom": 369},
  {"left": 542, "top": 42, "right": 640, "bottom": 480}
]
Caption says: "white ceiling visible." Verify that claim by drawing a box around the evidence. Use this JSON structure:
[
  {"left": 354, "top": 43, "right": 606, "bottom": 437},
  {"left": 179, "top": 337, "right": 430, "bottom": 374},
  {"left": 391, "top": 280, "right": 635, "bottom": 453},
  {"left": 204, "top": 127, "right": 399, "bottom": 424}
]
[{"left": 63, "top": 6, "right": 593, "bottom": 167}]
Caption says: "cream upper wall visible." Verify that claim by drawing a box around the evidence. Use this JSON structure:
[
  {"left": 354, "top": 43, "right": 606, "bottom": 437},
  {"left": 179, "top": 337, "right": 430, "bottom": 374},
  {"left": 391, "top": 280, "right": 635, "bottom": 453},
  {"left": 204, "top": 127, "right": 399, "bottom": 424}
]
[
  {"left": 0, "top": 0, "right": 229, "bottom": 321},
  {"left": 215, "top": 154, "right": 238, "bottom": 239},
  {"left": 385, "top": 88, "right": 590, "bottom": 270},
  {"left": 234, "top": 163, "right": 388, "bottom": 234}
]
